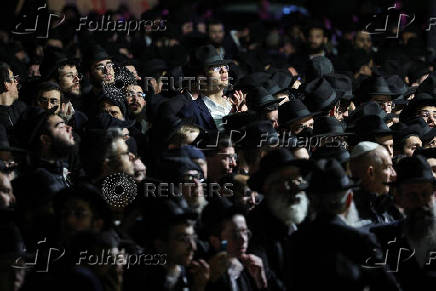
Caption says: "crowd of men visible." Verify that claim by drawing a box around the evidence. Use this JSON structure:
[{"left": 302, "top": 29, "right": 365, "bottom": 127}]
[{"left": 1, "top": 2, "right": 436, "bottom": 291}]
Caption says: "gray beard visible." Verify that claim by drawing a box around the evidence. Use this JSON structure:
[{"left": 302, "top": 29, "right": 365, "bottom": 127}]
[
  {"left": 341, "top": 201, "right": 371, "bottom": 228},
  {"left": 404, "top": 205, "right": 436, "bottom": 245},
  {"left": 267, "top": 191, "right": 309, "bottom": 226}
]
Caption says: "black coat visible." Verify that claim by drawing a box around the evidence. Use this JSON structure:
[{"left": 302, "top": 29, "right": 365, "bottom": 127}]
[
  {"left": 288, "top": 213, "right": 401, "bottom": 291},
  {"left": 354, "top": 188, "right": 400, "bottom": 225},
  {"left": 371, "top": 220, "right": 436, "bottom": 291},
  {"left": 246, "top": 201, "right": 292, "bottom": 290},
  {"left": 0, "top": 99, "right": 27, "bottom": 129}
]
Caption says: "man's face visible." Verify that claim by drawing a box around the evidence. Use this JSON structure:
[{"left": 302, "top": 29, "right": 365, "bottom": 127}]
[
  {"left": 46, "top": 114, "right": 75, "bottom": 149},
  {"left": 425, "top": 137, "right": 436, "bottom": 149},
  {"left": 0, "top": 173, "right": 12, "bottom": 208},
  {"left": 398, "top": 182, "right": 435, "bottom": 215},
  {"left": 91, "top": 59, "right": 114, "bottom": 84},
  {"left": 209, "top": 24, "right": 225, "bottom": 45},
  {"left": 5, "top": 69, "right": 18, "bottom": 99},
  {"left": 209, "top": 147, "right": 237, "bottom": 177},
  {"left": 417, "top": 106, "right": 436, "bottom": 128},
  {"left": 37, "top": 89, "right": 61, "bottom": 113},
  {"left": 265, "top": 166, "right": 309, "bottom": 226},
  {"left": 101, "top": 101, "right": 124, "bottom": 120},
  {"left": 193, "top": 158, "right": 208, "bottom": 180},
  {"left": 265, "top": 110, "right": 279, "bottom": 129},
  {"left": 58, "top": 65, "right": 80, "bottom": 95},
  {"left": 375, "top": 135, "right": 394, "bottom": 158},
  {"left": 107, "top": 137, "right": 135, "bottom": 176},
  {"left": 371, "top": 95, "right": 393, "bottom": 113},
  {"left": 221, "top": 214, "right": 250, "bottom": 258},
  {"left": 372, "top": 147, "right": 396, "bottom": 195},
  {"left": 166, "top": 224, "right": 196, "bottom": 266},
  {"left": 181, "top": 169, "right": 205, "bottom": 210},
  {"left": 60, "top": 199, "right": 93, "bottom": 232},
  {"left": 354, "top": 31, "right": 372, "bottom": 52},
  {"left": 308, "top": 28, "right": 325, "bottom": 51},
  {"left": 403, "top": 135, "right": 422, "bottom": 157},
  {"left": 125, "top": 84, "right": 146, "bottom": 115},
  {"left": 206, "top": 64, "right": 229, "bottom": 90}
]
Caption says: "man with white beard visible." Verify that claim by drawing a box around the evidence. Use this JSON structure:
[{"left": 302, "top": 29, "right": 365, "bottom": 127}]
[
  {"left": 371, "top": 155, "right": 436, "bottom": 291},
  {"left": 288, "top": 158, "right": 401, "bottom": 291},
  {"left": 247, "top": 148, "right": 313, "bottom": 290}
]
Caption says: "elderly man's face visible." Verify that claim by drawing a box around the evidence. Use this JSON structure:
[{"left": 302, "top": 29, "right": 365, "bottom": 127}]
[
  {"left": 91, "top": 59, "right": 114, "bottom": 84},
  {"left": 264, "top": 166, "right": 309, "bottom": 226},
  {"left": 398, "top": 182, "right": 435, "bottom": 214},
  {"left": 371, "top": 147, "right": 396, "bottom": 195},
  {"left": 58, "top": 65, "right": 81, "bottom": 95}
]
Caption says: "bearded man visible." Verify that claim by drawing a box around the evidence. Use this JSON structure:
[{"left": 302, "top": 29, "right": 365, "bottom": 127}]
[
  {"left": 247, "top": 148, "right": 312, "bottom": 290},
  {"left": 371, "top": 155, "right": 436, "bottom": 291}
]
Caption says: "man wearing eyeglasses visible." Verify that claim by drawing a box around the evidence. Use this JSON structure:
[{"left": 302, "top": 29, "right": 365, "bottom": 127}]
[
  {"left": 0, "top": 62, "right": 27, "bottom": 129},
  {"left": 34, "top": 82, "right": 62, "bottom": 114}
]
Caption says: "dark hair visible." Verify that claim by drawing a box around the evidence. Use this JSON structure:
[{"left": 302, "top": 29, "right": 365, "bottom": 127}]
[
  {"left": 0, "top": 62, "right": 11, "bottom": 94},
  {"left": 36, "top": 81, "right": 63, "bottom": 102}
]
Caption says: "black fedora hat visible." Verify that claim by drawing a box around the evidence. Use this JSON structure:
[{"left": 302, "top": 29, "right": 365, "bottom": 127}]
[
  {"left": 89, "top": 112, "right": 135, "bottom": 130},
  {"left": 222, "top": 110, "right": 258, "bottom": 131},
  {"left": 311, "top": 146, "right": 350, "bottom": 165},
  {"left": 248, "top": 148, "right": 314, "bottom": 192},
  {"left": 278, "top": 99, "right": 318, "bottom": 127},
  {"left": 246, "top": 87, "right": 283, "bottom": 110},
  {"left": 367, "top": 75, "right": 397, "bottom": 96},
  {"left": 347, "top": 101, "right": 388, "bottom": 128},
  {"left": 260, "top": 79, "right": 282, "bottom": 96},
  {"left": 83, "top": 44, "right": 111, "bottom": 70},
  {"left": 142, "top": 58, "right": 168, "bottom": 76},
  {"left": 235, "top": 72, "right": 272, "bottom": 91},
  {"left": 195, "top": 45, "right": 232, "bottom": 67},
  {"left": 389, "top": 155, "right": 436, "bottom": 186},
  {"left": 324, "top": 73, "right": 353, "bottom": 101},
  {"left": 308, "top": 158, "right": 358, "bottom": 194},
  {"left": 271, "top": 71, "right": 292, "bottom": 93},
  {"left": 354, "top": 115, "right": 394, "bottom": 139},
  {"left": 304, "top": 77, "right": 337, "bottom": 112},
  {"left": 313, "top": 116, "right": 353, "bottom": 137},
  {"left": 39, "top": 48, "right": 70, "bottom": 80}
]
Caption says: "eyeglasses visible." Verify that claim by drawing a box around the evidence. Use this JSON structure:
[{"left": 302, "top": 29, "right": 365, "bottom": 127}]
[
  {"left": 126, "top": 91, "right": 146, "bottom": 99},
  {"left": 210, "top": 65, "right": 229, "bottom": 73},
  {"left": 182, "top": 173, "right": 204, "bottom": 183},
  {"left": 95, "top": 62, "right": 114, "bottom": 72},
  {"left": 61, "top": 73, "right": 83, "bottom": 81},
  {"left": 38, "top": 97, "right": 59, "bottom": 106},
  {"left": 418, "top": 110, "right": 436, "bottom": 119},
  {"left": 175, "top": 234, "right": 198, "bottom": 244}
]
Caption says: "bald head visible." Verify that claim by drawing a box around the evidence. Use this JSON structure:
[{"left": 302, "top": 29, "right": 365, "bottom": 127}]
[{"left": 350, "top": 145, "right": 396, "bottom": 195}]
